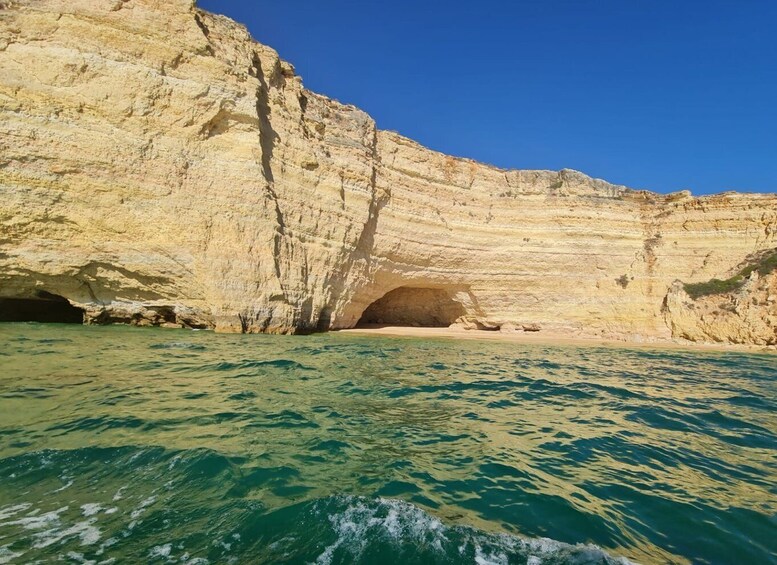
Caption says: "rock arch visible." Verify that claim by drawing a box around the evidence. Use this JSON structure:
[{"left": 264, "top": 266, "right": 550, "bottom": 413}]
[{"left": 356, "top": 286, "right": 466, "bottom": 327}]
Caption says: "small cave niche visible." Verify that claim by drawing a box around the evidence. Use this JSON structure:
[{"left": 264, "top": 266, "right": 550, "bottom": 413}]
[
  {"left": 0, "top": 291, "right": 85, "bottom": 324},
  {"left": 356, "top": 287, "right": 465, "bottom": 328}
]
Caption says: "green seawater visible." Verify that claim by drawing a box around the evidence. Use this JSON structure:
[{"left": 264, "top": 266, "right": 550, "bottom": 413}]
[{"left": 0, "top": 324, "right": 775, "bottom": 564}]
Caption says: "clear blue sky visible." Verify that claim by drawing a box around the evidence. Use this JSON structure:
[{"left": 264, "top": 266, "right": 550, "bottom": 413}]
[{"left": 197, "top": 0, "right": 776, "bottom": 195}]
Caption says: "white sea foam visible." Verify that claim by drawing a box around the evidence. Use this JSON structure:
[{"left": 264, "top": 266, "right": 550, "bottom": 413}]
[
  {"left": 0, "top": 503, "right": 32, "bottom": 521},
  {"left": 474, "top": 543, "right": 511, "bottom": 565},
  {"left": 95, "top": 536, "right": 118, "bottom": 557},
  {"left": 81, "top": 504, "right": 103, "bottom": 517},
  {"left": 315, "top": 495, "right": 448, "bottom": 564},
  {"left": 51, "top": 479, "right": 74, "bottom": 493},
  {"left": 112, "top": 486, "right": 126, "bottom": 501},
  {"left": 64, "top": 552, "right": 116, "bottom": 565},
  {"left": 149, "top": 543, "right": 172, "bottom": 558},
  {"left": 0, "top": 503, "right": 103, "bottom": 551},
  {"left": 168, "top": 454, "right": 183, "bottom": 470},
  {"left": 0, "top": 544, "right": 23, "bottom": 565},
  {"left": 312, "top": 496, "right": 637, "bottom": 565},
  {"left": 130, "top": 495, "right": 157, "bottom": 520},
  {"left": 1, "top": 506, "right": 68, "bottom": 530},
  {"left": 32, "top": 518, "right": 101, "bottom": 548},
  {"left": 183, "top": 558, "right": 209, "bottom": 564},
  {"left": 160, "top": 547, "right": 209, "bottom": 565}
]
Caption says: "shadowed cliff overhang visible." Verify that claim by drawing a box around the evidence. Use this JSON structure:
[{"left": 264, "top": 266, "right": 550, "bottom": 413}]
[
  {"left": 357, "top": 287, "right": 466, "bottom": 328},
  {"left": 0, "top": 292, "right": 85, "bottom": 324}
]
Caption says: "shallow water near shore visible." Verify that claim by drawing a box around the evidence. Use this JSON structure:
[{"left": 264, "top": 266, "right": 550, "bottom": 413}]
[{"left": 0, "top": 324, "right": 775, "bottom": 564}]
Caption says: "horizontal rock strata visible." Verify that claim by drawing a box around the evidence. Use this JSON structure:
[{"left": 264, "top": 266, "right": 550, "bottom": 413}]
[{"left": 1, "top": 0, "right": 775, "bottom": 345}]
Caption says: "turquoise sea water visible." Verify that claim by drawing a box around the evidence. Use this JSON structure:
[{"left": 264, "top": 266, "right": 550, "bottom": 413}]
[{"left": 0, "top": 324, "right": 775, "bottom": 564}]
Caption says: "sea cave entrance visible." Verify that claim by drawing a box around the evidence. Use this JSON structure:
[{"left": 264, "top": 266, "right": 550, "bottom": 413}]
[
  {"left": 0, "top": 292, "right": 85, "bottom": 324},
  {"left": 356, "top": 287, "right": 465, "bottom": 327}
]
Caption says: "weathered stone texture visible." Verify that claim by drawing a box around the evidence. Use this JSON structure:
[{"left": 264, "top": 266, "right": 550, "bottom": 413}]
[
  {"left": 1, "top": 0, "right": 775, "bottom": 344},
  {"left": 665, "top": 271, "right": 777, "bottom": 346}
]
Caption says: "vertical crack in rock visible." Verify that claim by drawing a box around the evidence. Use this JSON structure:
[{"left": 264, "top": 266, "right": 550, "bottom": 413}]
[
  {"left": 638, "top": 195, "right": 665, "bottom": 298},
  {"left": 237, "top": 313, "right": 249, "bottom": 333},
  {"left": 310, "top": 122, "right": 388, "bottom": 330},
  {"left": 192, "top": 12, "right": 215, "bottom": 56},
  {"left": 249, "top": 50, "right": 317, "bottom": 333},
  {"left": 252, "top": 52, "right": 288, "bottom": 302},
  {"left": 193, "top": 13, "right": 210, "bottom": 38},
  {"left": 267, "top": 187, "right": 286, "bottom": 281},
  {"left": 355, "top": 127, "right": 389, "bottom": 261},
  {"left": 252, "top": 54, "right": 277, "bottom": 185},
  {"left": 320, "top": 124, "right": 390, "bottom": 330}
]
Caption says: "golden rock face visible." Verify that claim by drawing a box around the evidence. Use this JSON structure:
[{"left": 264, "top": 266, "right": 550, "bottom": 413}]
[{"left": 1, "top": 0, "right": 775, "bottom": 344}]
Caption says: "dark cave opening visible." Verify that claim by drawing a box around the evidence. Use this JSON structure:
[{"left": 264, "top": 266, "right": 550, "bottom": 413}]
[
  {"left": 0, "top": 292, "right": 85, "bottom": 324},
  {"left": 356, "top": 287, "right": 465, "bottom": 328}
]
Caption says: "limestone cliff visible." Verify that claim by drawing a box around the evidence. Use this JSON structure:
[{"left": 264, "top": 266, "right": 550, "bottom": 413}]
[{"left": 1, "top": 0, "right": 775, "bottom": 345}]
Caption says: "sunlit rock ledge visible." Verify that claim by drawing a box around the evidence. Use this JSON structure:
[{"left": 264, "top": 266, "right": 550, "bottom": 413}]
[{"left": 1, "top": 0, "right": 775, "bottom": 345}]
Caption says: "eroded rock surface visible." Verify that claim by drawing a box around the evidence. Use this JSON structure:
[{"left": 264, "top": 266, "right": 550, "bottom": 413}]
[
  {"left": 1, "top": 0, "right": 776, "bottom": 344},
  {"left": 665, "top": 273, "right": 777, "bottom": 346},
  {"left": 357, "top": 287, "right": 465, "bottom": 327}
]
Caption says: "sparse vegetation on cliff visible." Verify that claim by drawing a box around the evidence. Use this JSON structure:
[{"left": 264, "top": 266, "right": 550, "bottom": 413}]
[{"left": 683, "top": 248, "right": 777, "bottom": 299}]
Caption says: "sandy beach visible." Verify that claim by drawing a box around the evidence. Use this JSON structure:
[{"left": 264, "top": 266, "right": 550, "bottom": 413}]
[{"left": 338, "top": 325, "right": 777, "bottom": 354}]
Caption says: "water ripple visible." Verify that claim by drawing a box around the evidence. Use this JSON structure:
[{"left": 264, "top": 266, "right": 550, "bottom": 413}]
[{"left": 0, "top": 323, "right": 774, "bottom": 564}]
